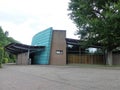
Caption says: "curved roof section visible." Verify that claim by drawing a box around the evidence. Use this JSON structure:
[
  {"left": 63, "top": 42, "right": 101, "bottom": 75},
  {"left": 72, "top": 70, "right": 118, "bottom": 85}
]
[
  {"left": 5, "top": 43, "right": 45, "bottom": 54},
  {"left": 32, "top": 27, "right": 53, "bottom": 42}
]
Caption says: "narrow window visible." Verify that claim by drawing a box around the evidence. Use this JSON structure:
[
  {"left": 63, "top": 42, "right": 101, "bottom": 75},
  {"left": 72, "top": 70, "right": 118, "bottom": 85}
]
[{"left": 56, "top": 50, "right": 63, "bottom": 55}]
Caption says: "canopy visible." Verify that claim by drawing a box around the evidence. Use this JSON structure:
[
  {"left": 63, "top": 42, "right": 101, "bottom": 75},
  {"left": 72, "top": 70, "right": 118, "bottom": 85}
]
[{"left": 5, "top": 43, "right": 45, "bottom": 54}]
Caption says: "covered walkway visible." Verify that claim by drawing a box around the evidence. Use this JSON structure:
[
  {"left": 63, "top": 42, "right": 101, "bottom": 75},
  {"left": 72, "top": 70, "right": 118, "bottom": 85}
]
[
  {"left": 5, "top": 43, "right": 45, "bottom": 64},
  {"left": 5, "top": 43, "right": 45, "bottom": 54}
]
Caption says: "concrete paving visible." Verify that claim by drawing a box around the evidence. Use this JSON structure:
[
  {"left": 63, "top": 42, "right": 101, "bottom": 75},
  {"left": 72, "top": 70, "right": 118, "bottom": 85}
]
[{"left": 0, "top": 64, "right": 120, "bottom": 90}]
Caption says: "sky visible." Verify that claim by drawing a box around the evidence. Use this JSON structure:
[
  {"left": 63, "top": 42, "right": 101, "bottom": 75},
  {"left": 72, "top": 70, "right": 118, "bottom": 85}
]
[{"left": 0, "top": 0, "right": 78, "bottom": 45}]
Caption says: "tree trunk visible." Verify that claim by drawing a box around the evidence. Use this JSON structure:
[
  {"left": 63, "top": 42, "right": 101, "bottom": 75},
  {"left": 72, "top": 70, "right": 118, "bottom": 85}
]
[{"left": 106, "top": 50, "right": 113, "bottom": 66}]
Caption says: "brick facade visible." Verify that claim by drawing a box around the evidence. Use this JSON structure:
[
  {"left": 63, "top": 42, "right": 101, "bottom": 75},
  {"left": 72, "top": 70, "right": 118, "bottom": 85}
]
[{"left": 50, "top": 30, "right": 66, "bottom": 65}]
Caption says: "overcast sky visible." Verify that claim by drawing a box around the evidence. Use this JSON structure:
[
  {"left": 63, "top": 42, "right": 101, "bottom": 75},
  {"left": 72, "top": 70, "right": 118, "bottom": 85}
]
[{"left": 0, "top": 0, "right": 78, "bottom": 45}]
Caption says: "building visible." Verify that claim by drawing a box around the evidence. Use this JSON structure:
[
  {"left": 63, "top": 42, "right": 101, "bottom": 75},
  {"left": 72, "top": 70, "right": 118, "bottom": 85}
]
[
  {"left": 5, "top": 27, "right": 66, "bottom": 65},
  {"left": 5, "top": 27, "right": 120, "bottom": 65},
  {"left": 5, "top": 27, "right": 107, "bottom": 65},
  {"left": 31, "top": 27, "right": 66, "bottom": 65}
]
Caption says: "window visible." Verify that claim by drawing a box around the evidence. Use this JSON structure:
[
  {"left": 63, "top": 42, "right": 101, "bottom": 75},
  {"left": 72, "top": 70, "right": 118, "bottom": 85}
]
[{"left": 56, "top": 50, "right": 63, "bottom": 55}]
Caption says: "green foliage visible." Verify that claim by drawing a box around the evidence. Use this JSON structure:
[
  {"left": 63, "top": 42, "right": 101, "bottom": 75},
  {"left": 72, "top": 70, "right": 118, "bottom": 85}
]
[
  {"left": 0, "top": 26, "right": 18, "bottom": 64},
  {"left": 0, "top": 27, "right": 19, "bottom": 46},
  {"left": 0, "top": 47, "right": 3, "bottom": 67},
  {"left": 68, "top": 0, "right": 120, "bottom": 51},
  {"left": 8, "top": 54, "right": 16, "bottom": 63},
  {"left": 2, "top": 58, "right": 9, "bottom": 63}
]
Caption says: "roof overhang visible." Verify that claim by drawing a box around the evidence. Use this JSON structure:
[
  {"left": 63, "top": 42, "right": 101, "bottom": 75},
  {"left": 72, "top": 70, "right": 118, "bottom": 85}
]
[
  {"left": 66, "top": 38, "right": 102, "bottom": 48},
  {"left": 5, "top": 43, "right": 45, "bottom": 54},
  {"left": 66, "top": 38, "right": 80, "bottom": 45}
]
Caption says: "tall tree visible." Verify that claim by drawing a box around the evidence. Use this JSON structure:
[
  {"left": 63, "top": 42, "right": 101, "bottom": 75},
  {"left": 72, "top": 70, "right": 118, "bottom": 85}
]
[
  {"left": 0, "top": 26, "right": 18, "bottom": 65},
  {"left": 68, "top": 0, "right": 120, "bottom": 66}
]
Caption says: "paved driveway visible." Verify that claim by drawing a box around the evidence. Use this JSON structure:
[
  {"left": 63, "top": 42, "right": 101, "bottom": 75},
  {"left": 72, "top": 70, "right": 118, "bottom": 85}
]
[{"left": 0, "top": 64, "right": 120, "bottom": 90}]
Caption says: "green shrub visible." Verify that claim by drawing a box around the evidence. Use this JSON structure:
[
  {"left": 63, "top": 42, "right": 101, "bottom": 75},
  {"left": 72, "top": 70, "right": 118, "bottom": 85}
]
[
  {"left": 0, "top": 47, "right": 3, "bottom": 67},
  {"left": 0, "top": 63, "right": 2, "bottom": 68},
  {"left": 8, "top": 58, "right": 16, "bottom": 63},
  {"left": 2, "top": 58, "right": 8, "bottom": 63}
]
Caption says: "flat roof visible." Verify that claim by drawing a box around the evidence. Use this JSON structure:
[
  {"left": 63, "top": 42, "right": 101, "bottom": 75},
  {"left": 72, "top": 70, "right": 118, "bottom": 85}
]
[
  {"left": 5, "top": 43, "right": 45, "bottom": 54},
  {"left": 66, "top": 38, "right": 80, "bottom": 45},
  {"left": 66, "top": 38, "right": 102, "bottom": 48}
]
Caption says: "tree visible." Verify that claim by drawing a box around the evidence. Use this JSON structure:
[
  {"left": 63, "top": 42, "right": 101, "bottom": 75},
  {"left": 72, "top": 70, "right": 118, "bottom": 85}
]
[
  {"left": 0, "top": 26, "right": 18, "bottom": 64},
  {"left": 0, "top": 46, "right": 3, "bottom": 68},
  {"left": 68, "top": 0, "right": 120, "bottom": 66}
]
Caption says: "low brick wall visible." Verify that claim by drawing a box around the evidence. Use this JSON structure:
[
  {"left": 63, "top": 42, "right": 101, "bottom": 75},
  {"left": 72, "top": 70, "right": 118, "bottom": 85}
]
[
  {"left": 16, "top": 53, "right": 28, "bottom": 65},
  {"left": 113, "top": 54, "right": 120, "bottom": 65}
]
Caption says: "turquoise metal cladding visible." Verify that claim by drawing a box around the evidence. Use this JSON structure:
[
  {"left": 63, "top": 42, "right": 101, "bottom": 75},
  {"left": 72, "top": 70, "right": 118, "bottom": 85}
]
[{"left": 31, "top": 27, "right": 53, "bottom": 64}]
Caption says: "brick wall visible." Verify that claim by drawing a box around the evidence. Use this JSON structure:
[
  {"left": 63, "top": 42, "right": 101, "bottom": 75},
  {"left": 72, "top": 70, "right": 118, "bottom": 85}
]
[
  {"left": 113, "top": 54, "right": 120, "bottom": 65},
  {"left": 50, "top": 30, "right": 66, "bottom": 65},
  {"left": 16, "top": 52, "right": 28, "bottom": 65}
]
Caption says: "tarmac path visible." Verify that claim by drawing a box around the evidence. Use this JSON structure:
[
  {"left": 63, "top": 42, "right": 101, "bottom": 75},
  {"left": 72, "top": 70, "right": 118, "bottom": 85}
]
[{"left": 0, "top": 64, "right": 120, "bottom": 90}]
